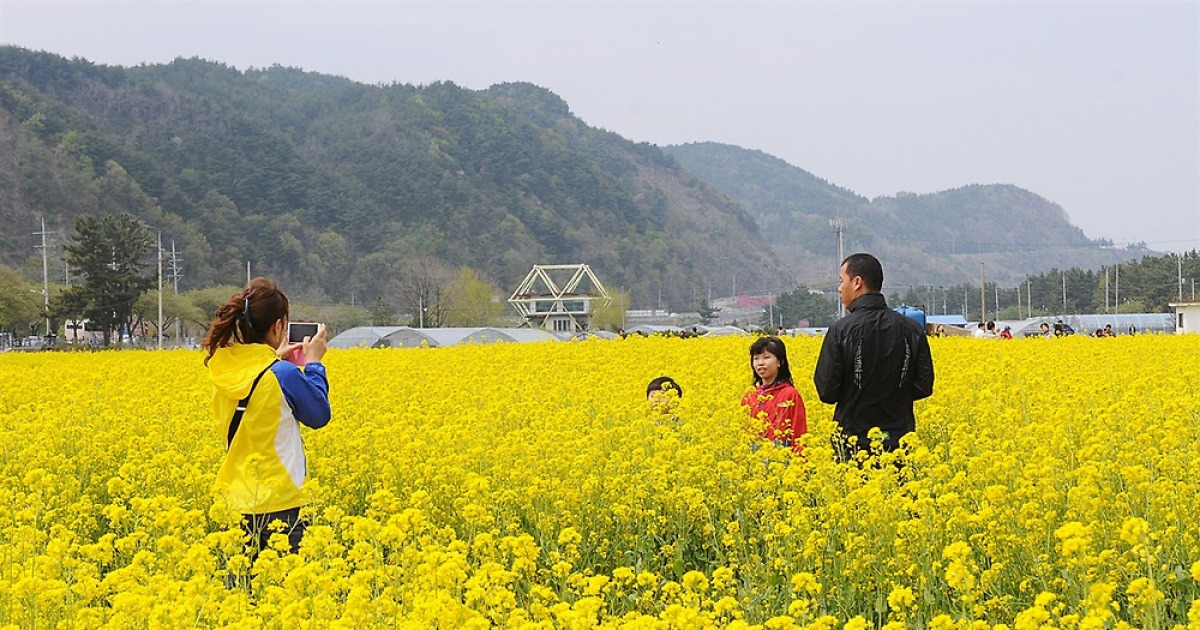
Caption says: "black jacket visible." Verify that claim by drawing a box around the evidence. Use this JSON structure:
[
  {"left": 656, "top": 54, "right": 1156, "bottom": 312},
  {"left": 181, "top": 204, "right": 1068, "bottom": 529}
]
[{"left": 813, "top": 293, "right": 934, "bottom": 448}]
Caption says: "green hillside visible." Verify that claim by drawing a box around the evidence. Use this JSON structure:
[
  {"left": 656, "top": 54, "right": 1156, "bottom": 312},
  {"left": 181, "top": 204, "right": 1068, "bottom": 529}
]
[
  {"left": 0, "top": 48, "right": 784, "bottom": 309},
  {"left": 664, "top": 142, "right": 1145, "bottom": 288}
]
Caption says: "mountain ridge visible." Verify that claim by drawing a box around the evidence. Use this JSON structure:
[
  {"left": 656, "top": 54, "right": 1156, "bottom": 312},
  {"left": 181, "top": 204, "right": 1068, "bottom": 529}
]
[
  {"left": 0, "top": 48, "right": 785, "bottom": 309},
  {"left": 663, "top": 141, "right": 1144, "bottom": 288}
]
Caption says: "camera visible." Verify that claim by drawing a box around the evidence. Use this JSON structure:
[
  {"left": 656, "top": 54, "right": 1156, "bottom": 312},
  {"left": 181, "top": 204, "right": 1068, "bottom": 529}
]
[
  {"left": 287, "top": 322, "right": 319, "bottom": 344},
  {"left": 286, "top": 322, "right": 320, "bottom": 366}
]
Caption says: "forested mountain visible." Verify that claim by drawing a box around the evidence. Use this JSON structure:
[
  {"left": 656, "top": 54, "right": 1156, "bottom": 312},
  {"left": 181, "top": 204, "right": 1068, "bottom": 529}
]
[
  {"left": 0, "top": 47, "right": 783, "bottom": 309},
  {"left": 664, "top": 142, "right": 1147, "bottom": 288}
]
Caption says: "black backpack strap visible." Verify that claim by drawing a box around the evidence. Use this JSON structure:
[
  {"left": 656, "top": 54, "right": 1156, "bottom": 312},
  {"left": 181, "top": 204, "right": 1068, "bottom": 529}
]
[{"left": 226, "top": 360, "right": 278, "bottom": 449}]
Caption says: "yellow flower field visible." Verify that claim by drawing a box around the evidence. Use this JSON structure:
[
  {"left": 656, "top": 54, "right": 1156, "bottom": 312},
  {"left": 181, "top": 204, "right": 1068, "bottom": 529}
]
[{"left": 0, "top": 334, "right": 1197, "bottom": 628}]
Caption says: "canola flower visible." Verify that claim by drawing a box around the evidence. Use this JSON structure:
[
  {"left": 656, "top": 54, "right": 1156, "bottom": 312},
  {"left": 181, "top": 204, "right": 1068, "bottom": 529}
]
[{"left": 0, "top": 334, "right": 1197, "bottom": 628}]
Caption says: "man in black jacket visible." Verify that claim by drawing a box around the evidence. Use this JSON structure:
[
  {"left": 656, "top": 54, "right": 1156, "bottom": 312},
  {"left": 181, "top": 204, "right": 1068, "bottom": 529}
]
[{"left": 814, "top": 253, "right": 935, "bottom": 461}]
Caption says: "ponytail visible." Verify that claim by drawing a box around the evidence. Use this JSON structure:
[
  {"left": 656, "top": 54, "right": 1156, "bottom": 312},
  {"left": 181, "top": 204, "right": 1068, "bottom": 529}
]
[{"left": 202, "top": 277, "right": 290, "bottom": 365}]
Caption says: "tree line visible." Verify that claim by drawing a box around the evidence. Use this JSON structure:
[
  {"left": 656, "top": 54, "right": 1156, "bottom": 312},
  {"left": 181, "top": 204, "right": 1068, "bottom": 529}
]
[
  {"left": 892, "top": 251, "right": 1200, "bottom": 322},
  {"left": 754, "top": 250, "right": 1199, "bottom": 331},
  {"left": 0, "top": 213, "right": 513, "bottom": 347},
  {"left": 3, "top": 216, "right": 1194, "bottom": 345}
]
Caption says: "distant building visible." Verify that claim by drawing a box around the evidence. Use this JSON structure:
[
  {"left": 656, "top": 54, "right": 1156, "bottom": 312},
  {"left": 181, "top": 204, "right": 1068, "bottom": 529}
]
[
  {"left": 927, "top": 315, "right": 968, "bottom": 327},
  {"left": 624, "top": 309, "right": 701, "bottom": 327},
  {"left": 508, "top": 264, "right": 611, "bottom": 332},
  {"left": 329, "top": 326, "right": 557, "bottom": 349},
  {"left": 1012, "top": 313, "right": 1173, "bottom": 337},
  {"left": 1169, "top": 302, "right": 1200, "bottom": 334}
]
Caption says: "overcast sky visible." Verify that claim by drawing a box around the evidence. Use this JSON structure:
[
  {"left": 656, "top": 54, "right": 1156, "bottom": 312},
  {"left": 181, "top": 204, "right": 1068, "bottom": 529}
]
[{"left": 2, "top": 1, "right": 1197, "bottom": 251}]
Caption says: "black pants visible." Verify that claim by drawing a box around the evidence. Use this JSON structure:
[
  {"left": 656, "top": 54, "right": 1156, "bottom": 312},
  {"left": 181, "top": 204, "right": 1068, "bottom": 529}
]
[{"left": 242, "top": 507, "right": 307, "bottom": 556}]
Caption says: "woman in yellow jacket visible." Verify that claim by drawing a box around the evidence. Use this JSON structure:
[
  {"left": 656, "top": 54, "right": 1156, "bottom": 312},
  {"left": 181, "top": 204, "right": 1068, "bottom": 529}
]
[{"left": 202, "top": 277, "right": 330, "bottom": 554}]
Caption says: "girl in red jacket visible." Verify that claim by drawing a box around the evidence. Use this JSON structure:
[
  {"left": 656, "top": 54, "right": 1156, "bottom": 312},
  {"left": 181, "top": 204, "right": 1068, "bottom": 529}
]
[{"left": 741, "top": 336, "right": 807, "bottom": 454}]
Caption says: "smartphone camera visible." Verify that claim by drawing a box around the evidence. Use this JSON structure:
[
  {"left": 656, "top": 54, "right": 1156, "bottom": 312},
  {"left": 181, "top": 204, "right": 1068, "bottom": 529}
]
[{"left": 288, "top": 322, "right": 319, "bottom": 344}]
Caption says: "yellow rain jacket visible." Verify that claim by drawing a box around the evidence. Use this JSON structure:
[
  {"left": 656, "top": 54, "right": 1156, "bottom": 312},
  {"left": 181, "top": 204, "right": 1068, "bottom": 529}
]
[{"left": 209, "top": 343, "right": 330, "bottom": 514}]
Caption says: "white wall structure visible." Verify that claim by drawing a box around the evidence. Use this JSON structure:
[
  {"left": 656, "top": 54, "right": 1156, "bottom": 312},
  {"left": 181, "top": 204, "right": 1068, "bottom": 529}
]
[{"left": 1168, "top": 302, "right": 1200, "bottom": 334}]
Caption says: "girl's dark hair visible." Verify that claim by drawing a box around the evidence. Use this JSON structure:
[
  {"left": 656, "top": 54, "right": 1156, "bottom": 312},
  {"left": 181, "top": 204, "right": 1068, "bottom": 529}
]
[
  {"left": 749, "top": 335, "right": 792, "bottom": 386},
  {"left": 647, "top": 376, "right": 682, "bottom": 398},
  {"left": 202, "top": 277, "right": 290, "bottom": 365}
]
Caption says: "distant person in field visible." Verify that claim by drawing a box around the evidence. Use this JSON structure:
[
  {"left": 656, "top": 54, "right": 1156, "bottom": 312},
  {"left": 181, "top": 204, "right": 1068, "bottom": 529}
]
[
  {"left": 202, "top": 277, "right": 331, "bottom": 558},
  {"left": 741, "top": 336, "right": 806, "bottom": 454},
  {"left": 1103, "top": 324, "right": 1116, "bottom": 337},
  {"left": 972, "top": 323, "right": 990, "bottom": 338},
  {"left": 814, "top": 253, "right": 935, "bottom": 462},
  {"left": 999, "top": 325, "right": 1013, "bottom": 340},
  {"left": 646, "top": 376, "right": 683, "bottom": 415},
  {"left": 1040, "top": 322, "right": 1053, "bottom": 338}
]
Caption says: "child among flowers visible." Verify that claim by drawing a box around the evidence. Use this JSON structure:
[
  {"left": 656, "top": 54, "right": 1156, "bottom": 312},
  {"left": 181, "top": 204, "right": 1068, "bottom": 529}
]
[{"left": 741, "top": 336, "right": 806, "bottom": 454}]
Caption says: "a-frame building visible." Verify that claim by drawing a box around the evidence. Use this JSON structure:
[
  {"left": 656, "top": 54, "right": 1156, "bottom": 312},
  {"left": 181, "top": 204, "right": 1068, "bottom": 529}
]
[{"left": 508, "top": 264, "right": 612, "bottom": 332}]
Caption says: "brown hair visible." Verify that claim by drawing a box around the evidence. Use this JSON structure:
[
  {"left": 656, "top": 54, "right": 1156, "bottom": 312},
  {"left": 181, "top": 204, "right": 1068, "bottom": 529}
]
[{"left": 202, "top": 277, "right": 290, "bottom": 365}]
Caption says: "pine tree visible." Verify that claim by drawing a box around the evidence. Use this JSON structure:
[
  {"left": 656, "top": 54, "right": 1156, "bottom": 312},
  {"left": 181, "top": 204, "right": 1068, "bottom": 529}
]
[{"left": 58, "top": 213, "right": 153, "bottom": 345}]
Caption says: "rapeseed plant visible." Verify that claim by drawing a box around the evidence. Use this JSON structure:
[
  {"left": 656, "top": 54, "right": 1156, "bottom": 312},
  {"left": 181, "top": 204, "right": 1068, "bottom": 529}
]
[{"left": 0, "top": 335, "right": 1196, "bottom": 627}]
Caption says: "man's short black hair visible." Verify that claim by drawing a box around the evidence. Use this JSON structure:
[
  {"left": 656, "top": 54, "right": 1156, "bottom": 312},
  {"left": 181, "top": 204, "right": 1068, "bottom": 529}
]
[{"left": 842, "top": 253, "right": 883, "bottom": 292}]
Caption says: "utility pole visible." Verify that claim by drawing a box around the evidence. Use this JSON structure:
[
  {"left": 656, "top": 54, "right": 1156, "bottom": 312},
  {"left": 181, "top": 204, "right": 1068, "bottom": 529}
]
[
  {"left": 246, "top": 261, "right": 251, "bottom": 285},
  {"left": 1115, "top": 263, "right": 1120, "bottom": 314},
  {"left": 979, "top": 262, "right": 986, "bottom": 323},
  {"left": 1026, "top": 281, "right": 1032, "bottom": 319},
  {"left": 168, "top": 241, "right": 183, "bottom": 347},
  {"left": 832, "top": 219, "right": 846, "bottom": 318},
  {"left": 168, "top": 241, "right": 183, "bottom": 293},
  {"left": 1105, "top": 268, "right": 1110, "bottom": 314},
  {"left": 157, "top": 233, "right": 163, "bottom": 350},
  {"left": 1062, "top": 272, "right": 1067, "bottom": 310},
  {"left": 1179, "top": 255, "right": 1184, "bottom": 301},
  {"left": 34, "top": 216, "right": 52, "bottom": 337}
]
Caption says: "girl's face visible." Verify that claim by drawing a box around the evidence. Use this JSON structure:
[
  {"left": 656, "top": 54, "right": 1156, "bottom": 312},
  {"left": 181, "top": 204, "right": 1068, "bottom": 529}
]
[{"left": 752, "top": 351, "right": 781, "bottom": 384}]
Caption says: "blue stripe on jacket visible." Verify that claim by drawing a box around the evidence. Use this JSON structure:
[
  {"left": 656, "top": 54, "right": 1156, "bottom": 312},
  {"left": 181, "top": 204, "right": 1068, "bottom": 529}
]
[{"left": 270, "top": 361, "right": 331, "bottom": 429}]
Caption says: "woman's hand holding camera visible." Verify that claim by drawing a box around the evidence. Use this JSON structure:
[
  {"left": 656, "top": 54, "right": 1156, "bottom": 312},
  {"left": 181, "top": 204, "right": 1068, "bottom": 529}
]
[{"left": 301, "top": 324, "right": 327, "bottom": 363}]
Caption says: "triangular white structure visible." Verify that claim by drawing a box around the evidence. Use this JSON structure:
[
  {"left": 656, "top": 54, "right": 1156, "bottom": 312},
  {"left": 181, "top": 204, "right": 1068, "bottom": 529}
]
[{"left": 509, "top": 264, "right": 612, "bottom": 332}]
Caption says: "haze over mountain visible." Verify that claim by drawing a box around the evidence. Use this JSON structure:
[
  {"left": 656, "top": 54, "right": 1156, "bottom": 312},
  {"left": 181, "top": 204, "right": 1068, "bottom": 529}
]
[
  {"left": 0, "top": 47, "right": 782, "bottom": 310},
  {"left": 664, "top": 142, "right": 1149, "bottom": 289},
  {"left": 1, "top": 46, "right": 1149, "bottom": 312}
]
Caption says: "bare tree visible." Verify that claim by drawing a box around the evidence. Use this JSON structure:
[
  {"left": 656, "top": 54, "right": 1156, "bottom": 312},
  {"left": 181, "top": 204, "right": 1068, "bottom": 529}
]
[{"left": 396, "top": 257, "right": 454, "bottom": 327}]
